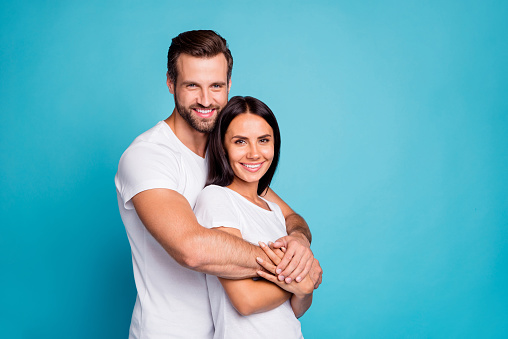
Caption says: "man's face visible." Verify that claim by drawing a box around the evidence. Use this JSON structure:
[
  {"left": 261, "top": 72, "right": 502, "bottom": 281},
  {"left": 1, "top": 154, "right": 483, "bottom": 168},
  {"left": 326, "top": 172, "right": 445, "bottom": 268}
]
[{"left": 167, "top": 53, "right": 230, "bottom": 133}]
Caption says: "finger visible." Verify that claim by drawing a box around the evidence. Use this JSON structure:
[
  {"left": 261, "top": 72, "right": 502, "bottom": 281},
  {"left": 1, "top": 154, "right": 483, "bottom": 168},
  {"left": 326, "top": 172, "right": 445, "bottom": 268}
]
[
  {"left": 272, "top": 236, "right": 288, "bottom": 249},
  {"left": 313, "top": 270, "right": 323, "bottom": 289},
  {"left": 259, "top": 242, "right": 282, "bottom": 265},
  {"left": 256, "top": 270, "right": 281, "bottom": 285},
  {"left": 314, "top": 274, "right": 322, "bottom": 289},
  {"left": 268, "top": 241, "right": 284, "bottom": 260},
  {"left": 313, "top": 264, "right": 323, "bottom": 289},
  {"left": 308, "top": 259, "right": 323, "bottom": 289},
  {"left": 274, "top": 249, "right": 284, "bottom": 259},
  {"left": 293, "top": 253, "right": 314, "bottom": 283},
  {"left": 279, "top": 247, "right": 306, "bottom": 282},
  {"left": 275, "top": 248, "right": 295, "bottom": 280},
  {"left": 256, "top": 257, "right": 277, "bottom": 274}
]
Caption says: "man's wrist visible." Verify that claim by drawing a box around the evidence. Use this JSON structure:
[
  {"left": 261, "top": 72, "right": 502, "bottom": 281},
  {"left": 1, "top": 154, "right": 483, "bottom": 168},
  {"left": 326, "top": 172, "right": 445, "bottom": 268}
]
[
  {"left": 288, "top": 230, "right": 311, "bottom": 247},
  {"left": 253, "top": 244, "right": 270, "bottom": 267}
]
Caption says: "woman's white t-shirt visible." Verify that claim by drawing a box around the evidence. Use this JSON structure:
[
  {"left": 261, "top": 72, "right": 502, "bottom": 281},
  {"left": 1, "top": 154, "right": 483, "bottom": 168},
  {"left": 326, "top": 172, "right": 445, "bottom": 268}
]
[{"left": 194, "top": 185, "right": 303, "bottom": 339}]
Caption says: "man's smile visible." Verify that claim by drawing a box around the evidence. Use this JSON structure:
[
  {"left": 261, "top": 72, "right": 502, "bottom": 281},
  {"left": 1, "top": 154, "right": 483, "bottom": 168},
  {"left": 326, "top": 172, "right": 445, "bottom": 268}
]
[{"left": 193, "top": 107, "right": 216, "bottom": 118}]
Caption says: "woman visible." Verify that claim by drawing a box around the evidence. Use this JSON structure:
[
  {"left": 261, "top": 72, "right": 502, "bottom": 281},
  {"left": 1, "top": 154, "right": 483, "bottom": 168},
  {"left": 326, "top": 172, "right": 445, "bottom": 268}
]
[{"left": 194, "top": 96, "right": 314, "bottom": 338}]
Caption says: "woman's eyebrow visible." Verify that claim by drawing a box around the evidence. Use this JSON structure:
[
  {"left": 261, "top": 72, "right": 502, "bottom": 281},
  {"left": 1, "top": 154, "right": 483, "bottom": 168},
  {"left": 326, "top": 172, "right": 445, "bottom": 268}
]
[{"left": 231, "top": 134, "right": 272, "bottom": 139}]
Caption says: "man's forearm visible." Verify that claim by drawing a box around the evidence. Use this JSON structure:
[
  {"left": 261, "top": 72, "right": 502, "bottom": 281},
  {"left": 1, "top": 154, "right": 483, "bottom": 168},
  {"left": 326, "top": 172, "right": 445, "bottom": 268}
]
[
  {"left": 182, "top": 227, "right": 270, "bottom": 279},
  {"left": 132, "top": 189, "right": 270, "bottom": 280},
  {"left": 285, "top": 213, "right": 312, "bottom": 245}
]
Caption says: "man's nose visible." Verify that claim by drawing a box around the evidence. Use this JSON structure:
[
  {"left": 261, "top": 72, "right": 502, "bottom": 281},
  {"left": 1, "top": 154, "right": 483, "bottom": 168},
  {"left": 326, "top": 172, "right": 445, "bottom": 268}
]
[{"left": 197, "top": 89, "right": 211, "bottom": 107}]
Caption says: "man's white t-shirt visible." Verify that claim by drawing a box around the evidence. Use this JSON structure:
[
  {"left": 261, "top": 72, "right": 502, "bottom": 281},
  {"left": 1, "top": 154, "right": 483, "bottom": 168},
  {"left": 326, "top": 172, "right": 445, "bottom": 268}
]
[
  {"left": 194, "top": 185, "right": 303, "bottom": 339},
  {"left": 115, "top": 121, "right": 214, "bottom": 339}
]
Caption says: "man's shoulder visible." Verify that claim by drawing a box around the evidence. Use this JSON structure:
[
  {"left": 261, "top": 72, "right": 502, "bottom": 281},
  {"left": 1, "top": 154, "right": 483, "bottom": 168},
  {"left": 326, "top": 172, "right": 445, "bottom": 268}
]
[
  {"left": 117, "top": 122, "right": 182, "bottom": 178},
  {"left": 129, "top": 121, "right": 179, "bottom": 152},
  {"left": 119, "top": 122, "right": 180, "bottom": 162}
]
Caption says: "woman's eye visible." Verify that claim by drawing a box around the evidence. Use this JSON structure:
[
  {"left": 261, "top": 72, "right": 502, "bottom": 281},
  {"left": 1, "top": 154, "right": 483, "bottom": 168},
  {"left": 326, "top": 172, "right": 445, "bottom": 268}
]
[
  {"left": 260, "top": 138, "right": 270, "bottom": 143},
  {"left": 234, "top": 139, "right": 246, "bottom": 144}
]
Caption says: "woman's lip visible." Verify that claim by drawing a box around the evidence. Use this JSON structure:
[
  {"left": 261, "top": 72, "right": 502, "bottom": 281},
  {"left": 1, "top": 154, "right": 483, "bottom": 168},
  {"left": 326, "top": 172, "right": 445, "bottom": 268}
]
[{"left": 240, "top": 162, "right": 264, "bottom": 172}]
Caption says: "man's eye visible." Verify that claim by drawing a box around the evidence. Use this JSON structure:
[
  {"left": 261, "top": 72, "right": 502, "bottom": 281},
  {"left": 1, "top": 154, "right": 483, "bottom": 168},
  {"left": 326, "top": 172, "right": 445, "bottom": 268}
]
[{"left": 187, "top": 84, "right": 196, "bottom": 88}]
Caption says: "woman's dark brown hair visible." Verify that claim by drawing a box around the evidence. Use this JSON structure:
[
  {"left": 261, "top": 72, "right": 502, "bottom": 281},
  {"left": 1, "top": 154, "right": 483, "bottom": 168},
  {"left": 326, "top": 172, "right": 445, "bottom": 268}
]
[{"left": 206, "top": 96, "right": 281, "bottom": 196}]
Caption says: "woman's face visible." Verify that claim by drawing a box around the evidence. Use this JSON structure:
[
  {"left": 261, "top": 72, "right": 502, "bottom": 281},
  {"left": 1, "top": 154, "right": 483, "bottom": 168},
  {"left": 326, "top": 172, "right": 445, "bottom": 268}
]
[{"left": 223, "top": 113, "right": 274, "bottom": 186}]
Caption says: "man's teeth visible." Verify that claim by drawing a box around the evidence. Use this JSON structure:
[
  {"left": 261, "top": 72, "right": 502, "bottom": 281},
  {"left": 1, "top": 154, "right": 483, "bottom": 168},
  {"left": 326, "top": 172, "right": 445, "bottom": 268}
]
[
  {"left": 196, "top": 108, "right": 213, "bottom": 114},
  {"left": 243, "top": 163, "right": 261, "bottom": 169}
]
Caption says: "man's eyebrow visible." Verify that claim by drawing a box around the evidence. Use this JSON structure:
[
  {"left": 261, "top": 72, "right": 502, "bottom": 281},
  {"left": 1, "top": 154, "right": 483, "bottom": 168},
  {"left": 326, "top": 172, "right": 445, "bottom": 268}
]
[{"left": 181, "top": 81, "right": 198, "bottom": 86}]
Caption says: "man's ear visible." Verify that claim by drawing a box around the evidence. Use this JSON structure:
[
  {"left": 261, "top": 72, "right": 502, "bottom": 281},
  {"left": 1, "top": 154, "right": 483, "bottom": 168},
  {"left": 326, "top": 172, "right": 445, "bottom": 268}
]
[
  {"left": 167, "top": 72, "right": 175, "bottom": 94},
  {"left": 227, "top": 79, "right": 232, "bottom": 93}
]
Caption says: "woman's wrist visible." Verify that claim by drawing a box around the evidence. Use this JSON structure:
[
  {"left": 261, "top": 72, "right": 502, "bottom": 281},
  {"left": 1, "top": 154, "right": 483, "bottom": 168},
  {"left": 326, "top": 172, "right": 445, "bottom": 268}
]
[{"left": 292, "top": 276, "right": 314, "bottom": 298}]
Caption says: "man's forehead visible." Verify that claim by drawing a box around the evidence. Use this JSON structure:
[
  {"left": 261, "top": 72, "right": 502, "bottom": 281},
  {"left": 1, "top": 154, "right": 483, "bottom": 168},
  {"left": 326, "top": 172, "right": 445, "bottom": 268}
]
[{"left": 176, "top": 53, "right": 228, "bottom": 82}]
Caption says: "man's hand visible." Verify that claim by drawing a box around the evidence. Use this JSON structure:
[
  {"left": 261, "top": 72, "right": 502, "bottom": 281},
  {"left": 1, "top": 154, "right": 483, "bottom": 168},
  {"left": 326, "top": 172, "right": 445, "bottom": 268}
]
[
  {"left": 309, "top": 258, "right": 323, "bottom": 289},
  {"left": 256, "top": 242, "right": 314, "bottom": 297},
  {"left": 271, "top": 234, "right": 314, "bottom": 284}
]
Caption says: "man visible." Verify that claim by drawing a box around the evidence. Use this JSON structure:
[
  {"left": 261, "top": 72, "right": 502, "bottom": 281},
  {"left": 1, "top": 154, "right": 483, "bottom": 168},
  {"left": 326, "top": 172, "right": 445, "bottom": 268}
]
[{"left": 115, "top": 30, "right": 322, "bottom": 338}]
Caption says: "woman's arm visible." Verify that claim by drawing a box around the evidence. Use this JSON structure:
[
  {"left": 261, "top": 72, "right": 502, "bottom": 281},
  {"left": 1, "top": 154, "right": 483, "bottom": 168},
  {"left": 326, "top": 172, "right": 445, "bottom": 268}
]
[
  {"left": 214, "top": 227, "right": 292, "bottom": 316},
  {"left": 218, "top": 277, "right": 291, "bottom": 316},
  {"left": 263, "top": 188, "right": 319, "bottom": 286},
  {"left": 256, "top": 243, "right": 314, "bottom": 318}
]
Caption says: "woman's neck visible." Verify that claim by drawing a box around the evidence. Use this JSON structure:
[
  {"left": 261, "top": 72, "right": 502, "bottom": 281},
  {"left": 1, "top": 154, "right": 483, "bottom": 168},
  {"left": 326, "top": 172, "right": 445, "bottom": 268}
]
[{"left": 227, "top": 179, "right": 270, "bottom": 210}]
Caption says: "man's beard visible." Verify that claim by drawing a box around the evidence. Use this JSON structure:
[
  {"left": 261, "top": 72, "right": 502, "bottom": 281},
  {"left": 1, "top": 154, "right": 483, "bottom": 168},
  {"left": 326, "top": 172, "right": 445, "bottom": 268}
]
[{"left": 175, "top": 94, "right": 220, "bottom": 133}]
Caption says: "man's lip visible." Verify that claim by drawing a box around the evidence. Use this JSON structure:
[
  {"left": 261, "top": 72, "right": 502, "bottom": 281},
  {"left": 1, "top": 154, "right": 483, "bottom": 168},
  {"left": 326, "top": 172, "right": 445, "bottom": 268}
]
[{"left": 193, "top": 107, "right": 216, "bottom": 118}]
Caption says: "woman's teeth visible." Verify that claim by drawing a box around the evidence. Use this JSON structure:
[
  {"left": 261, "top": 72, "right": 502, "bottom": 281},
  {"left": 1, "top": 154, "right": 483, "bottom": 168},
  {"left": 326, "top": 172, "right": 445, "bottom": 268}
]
[{"left": 242, "top": 163, "right": 261, "bottom": 169}]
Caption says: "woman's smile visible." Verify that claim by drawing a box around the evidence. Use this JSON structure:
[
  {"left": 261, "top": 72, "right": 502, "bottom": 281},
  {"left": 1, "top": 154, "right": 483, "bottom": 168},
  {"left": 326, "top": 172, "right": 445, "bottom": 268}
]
[
  {"left": 240, "top": 161, "right": 266, "bottom": 172},
  {"left": 224, "top": 113, "right": 274, "bottom": 188}
]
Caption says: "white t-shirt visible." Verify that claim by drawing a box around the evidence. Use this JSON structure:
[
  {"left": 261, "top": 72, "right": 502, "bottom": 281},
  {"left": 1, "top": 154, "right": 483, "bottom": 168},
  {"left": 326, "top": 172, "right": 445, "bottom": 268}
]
[
  {"left": 194, "top": 185, "right": 303, "bottom": 339},
  {"left": 115, "top": 121, "right": 214, "bottom": 339}
]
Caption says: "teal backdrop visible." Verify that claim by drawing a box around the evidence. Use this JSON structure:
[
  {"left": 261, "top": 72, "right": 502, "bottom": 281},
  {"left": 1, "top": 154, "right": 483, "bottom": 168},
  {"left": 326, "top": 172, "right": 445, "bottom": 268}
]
[{"left": 1, "top": 0, "right": 507, "bottom": 338}]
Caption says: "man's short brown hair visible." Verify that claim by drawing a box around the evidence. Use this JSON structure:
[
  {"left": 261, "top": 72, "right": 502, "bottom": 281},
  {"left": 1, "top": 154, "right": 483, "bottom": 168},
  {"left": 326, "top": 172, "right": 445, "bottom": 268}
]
[{"left": 167, "top": 30, "right": 233, "bottom": 84}]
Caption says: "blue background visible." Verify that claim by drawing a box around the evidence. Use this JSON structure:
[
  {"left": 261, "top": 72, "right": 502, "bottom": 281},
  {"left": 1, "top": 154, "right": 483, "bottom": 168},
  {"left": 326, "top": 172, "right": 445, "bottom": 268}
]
[{"left": 1, "top": 0, "right": 507, "bottom": 338}]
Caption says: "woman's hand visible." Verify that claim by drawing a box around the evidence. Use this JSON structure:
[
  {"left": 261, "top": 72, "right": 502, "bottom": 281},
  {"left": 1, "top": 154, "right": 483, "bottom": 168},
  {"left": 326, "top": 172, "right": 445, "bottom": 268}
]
[{"left": 256, "top": 242, "right": 314, "bottom": 298}]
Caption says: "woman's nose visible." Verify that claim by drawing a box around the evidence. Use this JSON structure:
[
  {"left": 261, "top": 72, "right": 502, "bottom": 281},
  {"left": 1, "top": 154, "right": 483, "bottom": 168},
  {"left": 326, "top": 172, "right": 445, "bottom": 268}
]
[{"left": 247, "top": 144, "right": 260, "bottom": 159}]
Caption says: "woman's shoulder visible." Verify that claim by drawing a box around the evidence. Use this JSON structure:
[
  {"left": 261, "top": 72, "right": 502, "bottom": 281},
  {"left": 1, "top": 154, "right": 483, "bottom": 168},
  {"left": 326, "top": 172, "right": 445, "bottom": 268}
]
[
  {"left": 196, "top": 185, "right": 232, "bottom": 205},
  {"left": 194, "top": 185, "right": 241, "bottom": 228},
  {"left": 200, "top": 184, "right": 229, "bottom": 195}
]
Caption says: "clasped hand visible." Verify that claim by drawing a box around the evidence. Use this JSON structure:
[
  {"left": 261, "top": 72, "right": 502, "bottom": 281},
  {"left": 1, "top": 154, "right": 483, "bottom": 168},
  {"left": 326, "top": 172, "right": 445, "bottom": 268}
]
[{"left": 256, "top": 240, "right": 322, "bottom": 292}]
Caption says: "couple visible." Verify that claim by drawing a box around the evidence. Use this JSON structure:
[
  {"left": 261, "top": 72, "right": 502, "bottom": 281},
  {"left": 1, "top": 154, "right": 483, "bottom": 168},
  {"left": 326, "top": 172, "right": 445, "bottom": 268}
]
[{"left": 115, "top": 30, "right": 322, "bottom": 338}]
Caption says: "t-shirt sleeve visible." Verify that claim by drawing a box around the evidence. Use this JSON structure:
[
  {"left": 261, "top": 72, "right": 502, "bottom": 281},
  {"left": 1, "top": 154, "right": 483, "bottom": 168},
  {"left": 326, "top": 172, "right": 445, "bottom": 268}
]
[
  {"left": 115, "top": 141, "right": 181, "bottom": 210},
  {"left": 194, "top": 186, "right": 241, "bottom": 233}
]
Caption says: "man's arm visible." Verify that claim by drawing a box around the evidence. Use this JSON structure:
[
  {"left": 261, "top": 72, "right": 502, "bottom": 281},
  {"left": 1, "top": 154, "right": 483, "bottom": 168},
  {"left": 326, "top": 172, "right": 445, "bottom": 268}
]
[
  {"left": 263, "top": 188, "right": 316, "bottom": 284},
  {"left": 132, "top": 188, "right": 269, "bottom": 279},
  {"left": 263, "top": 188, "right": 311, "bottom": 242}
]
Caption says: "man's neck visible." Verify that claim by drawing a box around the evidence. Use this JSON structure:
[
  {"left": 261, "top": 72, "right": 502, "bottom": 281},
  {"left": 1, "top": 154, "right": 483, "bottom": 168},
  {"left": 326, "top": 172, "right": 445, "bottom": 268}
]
[{"left": 164, "top": 110, "right": 208, "bottom": 158}]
